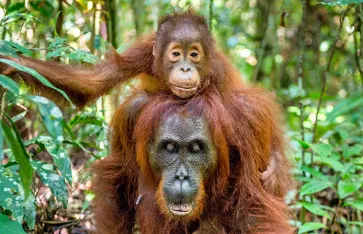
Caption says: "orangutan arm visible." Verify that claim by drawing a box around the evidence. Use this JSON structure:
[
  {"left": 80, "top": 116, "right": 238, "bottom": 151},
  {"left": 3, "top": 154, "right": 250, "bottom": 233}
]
[{"left": 0, "top": 34, "right": 155, "bottom": 108}]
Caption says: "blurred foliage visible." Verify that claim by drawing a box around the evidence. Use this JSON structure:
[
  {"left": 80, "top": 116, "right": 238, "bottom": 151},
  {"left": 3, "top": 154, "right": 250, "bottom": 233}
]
[{"left": 0, "top": 0, "right": 362, "bottom": 233}]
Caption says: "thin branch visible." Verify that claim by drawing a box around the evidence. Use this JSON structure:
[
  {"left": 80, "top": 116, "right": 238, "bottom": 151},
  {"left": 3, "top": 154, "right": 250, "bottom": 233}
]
[
  {"left": 311, "top": 6, "right": 352, "bottom": 151},
  {"left": 253, "top": 0, "right": 273, "bottom": 82},
  {"left": 0, "top": 90, "right": 6, "bottom": 120},
  {"left": 298, "top": 0, "right": 307, "bottom": 225},
  {"left": 354, "top": 30, "right": 363, "bottom": 84},
  {"left": 209, "top": 0, "right": 213, "bottom": 31}
]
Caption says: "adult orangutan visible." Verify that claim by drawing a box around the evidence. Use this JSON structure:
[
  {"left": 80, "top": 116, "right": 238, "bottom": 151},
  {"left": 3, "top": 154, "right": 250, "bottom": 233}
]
[
  {"left": 0, "top": 10, "right": 291, "bottom": 198},
  {"left": 92, "top": 90, "right": 292, "bottom": 233}
]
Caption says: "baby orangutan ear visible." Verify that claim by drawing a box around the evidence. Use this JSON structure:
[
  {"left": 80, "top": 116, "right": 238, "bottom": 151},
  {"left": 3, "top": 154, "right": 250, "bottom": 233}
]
[{"left": 152, "top": 41, "right": 156, "bottom": 56}]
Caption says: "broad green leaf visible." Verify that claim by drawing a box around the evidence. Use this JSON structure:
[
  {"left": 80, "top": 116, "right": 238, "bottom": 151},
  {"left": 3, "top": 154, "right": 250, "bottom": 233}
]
[
  {"left": 0, "top": 214, "right": 26, "bottom": 234},
  {"left": 0, "top": 40, "right": 18, "bottom": 57},
  {"left": 310, "top": 143, "right": 333, "bottom": 157},
  {"left": 338, "top": 181, "right": 362, "bottom": 199},
  {"left": 25, "top": 136, "right": 72, "bottom": 184},
  {"left": 300, "top": 166, "right": 330, "bottom": 181},
  {"left": 298, "top": 202, "right": 332, "bottom": 220},
  {"left": 344, "top": 200, "right": 363, "bottom": 211},
  {"left": 6, "top": 41, "right": 32, "bottom": 57},
  {"left": 343, "top": 144, "right": 363, "bottom": 158},
  {"left": 46, "top": 144, "right": 72, "bottom": 185},
  {"left": 0, "top": 74, "right": 19, "bottom": 95},
  {"left": 46, "top": 47, "right": 71, "bottom": 59},
  {"left": 298, "top": 222, "right": 326, "bottom": 234},
  {"left": 31, "top": 161, "right": 68, "bottom": 208},
  {"left": 319, "top": 156, "right": 344, "bottom": 172},
  {"left": 0, "top": 58, "right": 72, "bottom": 104},
  {"left": 300, "top": 179, "right": 333, "bottom": 196},
  {"left": 297, "top": 140, "right": 310, "bottom": 150},
  {"left": 336, "top": 128, "right": 349, "bottom": 141},
  {"left": 326, "top": 96, "right": 363, "bottom": 121},
  {"left": 1, "top": 122, "right": 33, "bottom": 199},
  {"left": 321, "top": 0, "right": 363, "bottom": 5},
  {"left": 25, "top": 95, "right": 64, "bottom": 145},
  {"left": 68, "top": 50, "right": 99, "bottom": 64},
  {"left": 347, "top": 221, "right": 363, "bottom": 226},
  {"left": 352, "top": 157, "right": 363, "bottom": 165},
  {"left": 0, "top": 167, "right": 23, "bottom": 222},
  {"left": 69, "top": 115, "right": 104, "bottom": 127},
  {"left": 23, "top": 194, "right": 36, "bottom": 229}
]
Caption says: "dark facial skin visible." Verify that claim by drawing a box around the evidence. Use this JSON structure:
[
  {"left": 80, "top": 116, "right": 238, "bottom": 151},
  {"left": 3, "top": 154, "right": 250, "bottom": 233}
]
[
  {"left": 153, "top": 21, "right": 210, "bottom": 98},
  {"left": 148, "top": 113, "right": 217, "bottom": 218}
]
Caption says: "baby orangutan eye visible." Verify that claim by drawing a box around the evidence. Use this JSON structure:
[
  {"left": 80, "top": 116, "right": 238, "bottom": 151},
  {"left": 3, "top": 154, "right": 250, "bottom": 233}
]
[
  {"left": 172, "top": 51, "right": 180, "bottom": 57},
  {"left": 190, "top": 52, "right": 198, "bottom": 58}
]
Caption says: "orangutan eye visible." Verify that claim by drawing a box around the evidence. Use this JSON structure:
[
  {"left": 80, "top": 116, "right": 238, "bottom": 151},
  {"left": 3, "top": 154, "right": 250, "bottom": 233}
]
[
  {"left": 190, "top": 52, "right": 198, "bottom": 58},
  {"left": 163, "top": 141, "right": 179, "bottom": 153},
  {"left": 172, "top": 51, "right": 180, "bottom": 57},
  {"left": 189, "top": 141, "right": 204, "bottom": 153}
]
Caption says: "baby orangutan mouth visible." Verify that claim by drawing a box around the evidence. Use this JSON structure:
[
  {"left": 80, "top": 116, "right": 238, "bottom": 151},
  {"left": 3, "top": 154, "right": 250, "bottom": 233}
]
[
  {"left": 168, "top": 203, "right": 193, "bottom": 216},
  {"left": 170, "top": 85, "right": 198, "bottom": 98}
]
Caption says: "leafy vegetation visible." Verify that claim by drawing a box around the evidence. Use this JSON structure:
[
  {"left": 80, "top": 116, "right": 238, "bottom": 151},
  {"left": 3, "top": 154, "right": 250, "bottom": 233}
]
[{"left": 0, "top": 0, "right": 362, "bottom": 233}]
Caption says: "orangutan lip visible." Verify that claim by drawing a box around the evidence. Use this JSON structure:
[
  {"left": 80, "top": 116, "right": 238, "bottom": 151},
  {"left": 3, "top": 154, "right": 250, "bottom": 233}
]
[
  {"left": 171, "top": 84, "right": 198, "bottom": 91},
  {"left": 168, "top": 203, "right": 193, "bottom": 216},
  {"left": 170, "top": 85, "right": 198, "bottom": 98}
]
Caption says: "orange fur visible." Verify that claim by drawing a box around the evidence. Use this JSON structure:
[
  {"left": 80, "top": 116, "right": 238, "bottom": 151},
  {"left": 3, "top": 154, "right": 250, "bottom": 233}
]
[{"left": 0, "top": 10, "right": 294, "bottom": 233}]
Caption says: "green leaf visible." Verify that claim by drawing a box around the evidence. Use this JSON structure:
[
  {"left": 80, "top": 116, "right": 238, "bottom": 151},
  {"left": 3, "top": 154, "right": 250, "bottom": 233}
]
[
  {"left": 338, "top": 180, "right": 362, "bottom": 199},
  {"left": 45, "top": 47, "right": 70, "bottom": 59},
  {"left": 321, "top": 0, "right": 363, "bottom": 5},
  {"left": 298, "top": 202, "right": 332, "bottom": 220},
  {"left": 0, "top": 123, "right": 3, "bottom": 161},
  {"left": 319, "top": 156, "right": 344, "bottom": 172},
  {"left": 0, "top": 58, "right": 73, "bottom": 104},
  {"left": 0, "top": 167, "right": 23, "bottom": 222},
  {"left": 0, "top": 214, "right": 26, "bottom": 234},
  {"left": 69, "top": 115, "right": 104, "bottom": 127},
  {"left": 300, "top": 166, "right": 330, "bottom": 181},
  {"left": 31, "top": 161, "right": 68, "bottom": 208},
  {"left": 347, "top": 221, "right": 363, "bottom": 226},
  {"left": 300, "top": 179, "right": 333, "bottom": 196},
  {"left": 298, "top": 222, "right": 326, "bottom": 234},
  {"left": 6, "top": 41, "right": 32, "bottom": 57},
  {"left": 11, "top": 111, "right": 27, "bottom": 123},
  {"left": 344, "top": 200, "right": 363, "bottom": 212},
  {"left": 46, "top": 144, "right": 72, "bottom": 185},
  {"left": 25, "top": 95, "right": 64, "bottom": 145},
  {"left": 0, "top": 74, "right": 19, "bottom": 95},
  {"left": 1, "top": 122, "right": 33, "bottom": 199},
  {"left": 25, "top": 136, "right": 72, "bottom": 184},
  {"left": 297, "top": 140, "right": 310, "bottom": 150},
  {"left": 343, "top": 144, "right": 363, "bottom": 158},
  {"left": 68, "top": 50, "right": 100, "bottom": 64},
  {"left": 0, "top": 40, "right": 18, "bottom": 57},
  {"left": 326, "top": 96, "right": 363, "bottom": 121},
  {"left": 23, "top": 194, "right": 36, "bottom": 229},
  {"left": 310, "top": 143, "right": 333, "bottom": 157}
]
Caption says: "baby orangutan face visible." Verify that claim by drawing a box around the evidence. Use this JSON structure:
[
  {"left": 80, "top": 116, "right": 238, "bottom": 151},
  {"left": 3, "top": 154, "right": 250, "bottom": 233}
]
[{"left": 153, "top": 18, "right": 211, "bottom": 99}]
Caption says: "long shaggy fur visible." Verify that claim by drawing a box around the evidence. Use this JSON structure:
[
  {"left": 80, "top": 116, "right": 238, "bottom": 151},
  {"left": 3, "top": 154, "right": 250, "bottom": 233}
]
[{"left": 0, "top": 10, "right": 294, "bottom": 233}]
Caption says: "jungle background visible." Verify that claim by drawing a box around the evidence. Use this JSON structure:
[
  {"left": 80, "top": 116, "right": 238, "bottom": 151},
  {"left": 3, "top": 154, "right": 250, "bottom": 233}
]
[{"left": 0, "top": 0, "right": 362, "bottom": 233}]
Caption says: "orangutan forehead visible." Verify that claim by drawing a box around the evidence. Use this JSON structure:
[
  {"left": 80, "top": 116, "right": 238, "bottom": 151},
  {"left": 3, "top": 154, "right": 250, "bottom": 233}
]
[
  {"left": 169, "top": 24, "right": 202, "bottom": 43},
  {"left": 156, "top": 113, "right": 209, "bottom": 141}
]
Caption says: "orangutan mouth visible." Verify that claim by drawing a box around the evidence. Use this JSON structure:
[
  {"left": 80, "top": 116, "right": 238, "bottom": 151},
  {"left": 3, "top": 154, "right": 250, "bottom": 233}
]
[
  {"left": 170, "top": 85, "right": 198, "bottom": 98},
  {"left": 168, "top": 203, "right": 193, "bottom": 216}
]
